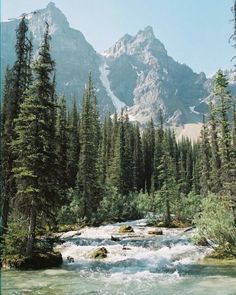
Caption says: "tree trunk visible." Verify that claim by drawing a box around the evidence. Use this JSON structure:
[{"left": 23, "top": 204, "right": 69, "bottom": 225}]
[
  {"left": 25, "top": 206, "right": 36, "bottom": 257},
  {"left": 1, "top": 197, "right": 9, "bottom": 235},
  {"left": 165, "top": 198, "right": 171, "bottom": 227}
]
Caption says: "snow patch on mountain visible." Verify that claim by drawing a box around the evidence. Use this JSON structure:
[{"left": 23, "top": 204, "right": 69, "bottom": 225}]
[
  {"left": 189, "top": 106, "right": 200, "bottom": 115},
  {"left": 167, "top": 110, "right": 182, "bottom": 124},
  {"left": 99, "top": 62, "right": 126, "bottom": 112}
]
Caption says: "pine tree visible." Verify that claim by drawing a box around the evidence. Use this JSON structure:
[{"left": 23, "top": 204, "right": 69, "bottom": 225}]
[
  {"left": 200, "top": 115, "right": 211, "bottom": 196},
  {"left": 123, "top": 114, "right": 134, "bottom": 193},
  {"left": 133, "top": 124, "right": 144, "bottom": 191},
  {"left": 178, "top": 138, "right": 193, "bottom": 194},
  {"left": 208, "top": 102, "right": 222, "bottom": 193},
  {"left": 157, "top": 134, "right": 178, "bottom": 226},
  {"left": 192, "top": 142, "right": 201, "bottom": 195},
  {"left": 67, "top": 98, "right": 80, "bottom": 188},
  {"left": 214, "top": 70, "right": 232, "bottom": 193},
  {"left": 231, "top": 104, "right": 236, "bottom": 198},
  {"left": 109, "top": 112, "right": 126, "bottom": 194},
  {"left": 153, "top": 109, "right": 164, "bottom": 190},
  {"left": 100, "top": 116, "right": 113, "bottom": 185},
  {"left": 56, "top": 95, "right": 68, "bottom": 194},
  {"left": 12, "top": 23, "right": 58, "bottom": 256},
  {"left": 1, "top": 17, "right": 32, "bottom": 234},
  {"left": 76, "top": 74, "right": 101, "bottom": 222},
  {"left": 0, "top": 67, "right": 14, "bottom": 235},
  {"left": 142, "top": 119, "right": 155, "bottom": 193}
]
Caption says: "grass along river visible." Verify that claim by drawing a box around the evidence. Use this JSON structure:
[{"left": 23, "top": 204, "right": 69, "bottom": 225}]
[{"left": 2, "top": 220, "right": 236, "bottom": 295}]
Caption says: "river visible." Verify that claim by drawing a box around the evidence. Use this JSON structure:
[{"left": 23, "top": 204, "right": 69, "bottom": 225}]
[{"left": 2, "top": 220, "right": 236, "bottom": 295}]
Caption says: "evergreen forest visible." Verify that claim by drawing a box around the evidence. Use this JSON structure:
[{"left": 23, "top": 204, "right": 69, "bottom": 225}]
[{"left": 1, "top": 12, "right": 236, "bottom": 267}]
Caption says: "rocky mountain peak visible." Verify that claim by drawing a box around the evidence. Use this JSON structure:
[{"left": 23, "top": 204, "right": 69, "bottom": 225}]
[
  {"left": 46, "top": 2, "right": 56, "bottom": 9},
  {"left": 25, "top": 2, "right": 69, "bottom": 37},
  {"left": 103, "top": 26, "right": 166, "bottom": 59},
  {"left": 2, "top": 2, "right": 212, "bottom": 127},
  {"left": 137, "top": 25, "right": 155, "bottom": 40}
]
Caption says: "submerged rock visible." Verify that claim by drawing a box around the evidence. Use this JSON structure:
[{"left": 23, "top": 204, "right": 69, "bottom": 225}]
[
  {"left": 111, "top": 235, "right": 121, "bottom": 242},
  {"left": 89, "top": 247, "right": 108, "bottom": 259},
  {"left": 148, "top": 229, "right": 163, "bottom": 235},
  {"left": 122, "top": 246, "right": 132, "bottom": 250},
  {"left": 2, "top": 251, "right": 63, "bottom": 270},
  {"left": 66, "top": 256, "right": 75, "bottom": 263},
  {"left": 118, "top": 225, "right": 134, "bottom": 234}
]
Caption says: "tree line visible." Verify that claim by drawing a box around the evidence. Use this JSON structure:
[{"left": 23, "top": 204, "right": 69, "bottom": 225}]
[{"left": 0, "top": 17, "right": 235, "bottom": 258}]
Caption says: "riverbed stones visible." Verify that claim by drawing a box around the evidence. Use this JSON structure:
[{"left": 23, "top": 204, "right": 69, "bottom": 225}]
[
  {"left": 118, "top": 225, "right": 134, "bottom": 234},
  {"left": 89, "top": 247, "right": 108, "bottom": 259},
  {"left": 147, "top": 229, "right": 163, "bottom": 235}
]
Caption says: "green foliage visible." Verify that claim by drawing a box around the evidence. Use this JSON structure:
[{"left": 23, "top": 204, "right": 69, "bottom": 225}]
[
  {"left": 194, "top": 194, "right": 236, "bottom": 250},
  {"left": 57, "top": 189, "right": 81, "bottom": 225},
  {"left": 134, "top": 192, "right": 156, "bottom": 215},
  {"left": 76, "top": 74, "right": 101, "bottom": 222},
  {"left": 179, "top": 191, "right": 202, "bottom": 221},
  {"left": 2, "top": 220, "right": 28, "bottom": 256},
  {"left": 97, "top": 186, "right": 141, "bottom": 223}
]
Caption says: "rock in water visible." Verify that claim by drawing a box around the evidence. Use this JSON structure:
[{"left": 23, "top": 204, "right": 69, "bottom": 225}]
[
  {"left": 118, "top": 225, "right": 134, "bottom": 234},
  {"left": 89, "top": 247, "right": 108, "bottom": 259},
  {"left": 2, "top": 251, "right": 63, "bottom": 270},
  {"left": 148, "top": 229, "right": 163, "bottom": 235},
  {"left": 111, "top": 235, "right": 121, "bottom": 242},
  {"left": 66, "top": 256, "right": 74, "bottom": 263}
]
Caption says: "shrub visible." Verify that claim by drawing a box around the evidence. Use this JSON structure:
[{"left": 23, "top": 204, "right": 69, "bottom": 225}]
[
  {"left": 193, "top": 193, "right": 236, "bottom": 253},
  {"left": 179, "top": 191, "right": 202, "bottom": 221},
  {"left": 97, "top": 186, "right": 141, "bottom": 223},
  {"left": 2, "top": 219, "right": 28, "bottom": 256}
]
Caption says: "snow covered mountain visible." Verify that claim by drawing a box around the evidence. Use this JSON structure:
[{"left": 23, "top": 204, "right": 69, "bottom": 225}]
[{"left": 2, "top": 2, "right": 228, "bottom": 126}]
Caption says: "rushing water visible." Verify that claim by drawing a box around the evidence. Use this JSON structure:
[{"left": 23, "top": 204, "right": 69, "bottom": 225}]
[{"left": 2, "top": 220, "right": 236, "bottom": 295}]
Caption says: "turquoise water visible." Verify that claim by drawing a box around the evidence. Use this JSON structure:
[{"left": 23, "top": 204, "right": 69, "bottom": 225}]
[{"left": 2, "top": 220, "right": 236, "bottom": 295}]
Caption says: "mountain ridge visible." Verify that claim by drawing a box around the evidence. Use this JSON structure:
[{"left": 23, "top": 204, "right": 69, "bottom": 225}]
[{"left": 2, "top": 1, "right": 228, "bottom": 126}]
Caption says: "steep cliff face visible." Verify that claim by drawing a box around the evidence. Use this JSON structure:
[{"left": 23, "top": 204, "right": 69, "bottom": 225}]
[
  {"left": 104, "top": 26, "right": 209, "bottom": 125},
  {"left": 1, "top": 2, "right": 218, "bottom": 126},
  {"left": 1, "top": 2, "right": 114, "bottom": 114}
]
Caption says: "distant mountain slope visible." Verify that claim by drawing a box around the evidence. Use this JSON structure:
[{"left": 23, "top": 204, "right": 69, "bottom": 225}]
[
  {"left": 103, "top": 26, "right": 210, "bottom": 125},
  {"left": 1, "top": 2, "right": 114, "bottom": 114},
  {"left": 2, "top": 2, "right": 234, "bottom": 127}
]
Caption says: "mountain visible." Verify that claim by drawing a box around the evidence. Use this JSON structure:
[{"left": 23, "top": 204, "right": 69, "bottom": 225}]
[
  {"left": 1, "top": 2, "right": 114, "bottom": 114},
  {"left": 103, "top": 26, "right": 210, "bottom": 125},
  {"left": 1, "top": 2, "right": 224, "bottom": 126}
]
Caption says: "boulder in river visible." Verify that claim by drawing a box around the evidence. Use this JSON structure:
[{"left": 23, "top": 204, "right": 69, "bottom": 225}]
[
  {"left": 118, "top": 225, "right": 134, "bottom": 234},
  {"left": 148, "top": 229, "right": 163, "bottom": 235},
  {"left": 2, "top": 251, "right": 63, "bottom": 270},
  {"left": 66, "top": 256, "right": 75, "bottom": 263},
  {"left": 89, "top": 247, "right": 108, "bottom": 259},
  {"left": 111, "top": 235, "right": 121, "bottom": 242}
]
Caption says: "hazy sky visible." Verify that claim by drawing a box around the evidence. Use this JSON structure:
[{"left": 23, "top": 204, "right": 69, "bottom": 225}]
[{"left": 1, "top": 0, "right": 235, "bottom": 76}]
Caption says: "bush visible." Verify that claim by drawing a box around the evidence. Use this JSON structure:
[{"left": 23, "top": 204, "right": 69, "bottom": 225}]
[
  {"left": 193, "top": 193, "right": 236, "bottom": 254},
  {"left": 134, "top": 191, "right": 159, "bottom": 216},
  {"left": 178, "top": 191, "right": 202, "bottom": 221},
  {"left": 57, "top": 188, "right": 81, "bottom": 225},
  {"left": 2, "top": 219, "right": 28, "bottom": 256},
  {"left": 97, "top": 186, "right": 141, "bottom": 223}
]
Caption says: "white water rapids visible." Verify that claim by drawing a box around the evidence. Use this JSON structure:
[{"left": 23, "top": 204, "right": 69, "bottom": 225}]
[
  {"left": 57, "top": 219, "right": 210, "bottom": 272},
  {"left": 3, "top": 219, "right": 236, "bottom": 295}
]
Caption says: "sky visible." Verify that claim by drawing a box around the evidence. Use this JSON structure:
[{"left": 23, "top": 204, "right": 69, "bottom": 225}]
[{"left": 1, "top": 0, "right": 235, "bottom": 76}]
